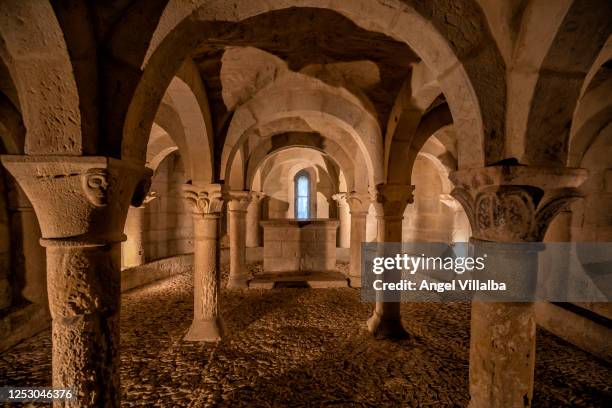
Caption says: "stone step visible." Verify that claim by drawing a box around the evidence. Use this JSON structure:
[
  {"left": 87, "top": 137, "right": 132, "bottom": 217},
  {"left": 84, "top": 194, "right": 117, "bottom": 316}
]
[{"left": 248, "top": 271, "right": 349, "bottom": 289}]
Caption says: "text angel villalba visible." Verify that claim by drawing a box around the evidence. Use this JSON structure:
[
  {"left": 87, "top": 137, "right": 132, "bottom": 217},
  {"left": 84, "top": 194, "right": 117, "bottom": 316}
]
[{"left": 370, "top": 253, "right": 507, "bottom": 293}]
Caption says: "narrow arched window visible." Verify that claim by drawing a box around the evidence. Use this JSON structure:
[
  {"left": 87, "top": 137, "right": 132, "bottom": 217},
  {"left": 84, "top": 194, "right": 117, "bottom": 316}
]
[{"left": 295, "top": 170, "right": 310, "bottom": 219}]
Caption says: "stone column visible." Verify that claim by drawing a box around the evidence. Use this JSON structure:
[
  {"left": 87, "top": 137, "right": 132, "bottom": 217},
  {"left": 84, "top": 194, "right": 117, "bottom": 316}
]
[
  {"left": 226, "top": 190, "right": 252, "bottom": 289},
  {"left": 246, "top": 191, "right": 264, "bottom": 248},
  {"left": 1, "top": 155, "right": 152, "bottom": 407},
  {"left": 332, "top": 193, "right": 350, "bottom": 248},
  {"left": 122, "top": 192, "right": 157, "bottom": 268},
  {"left": 367, "top": 183, "right": 414, "bottom": 339},
  {"left": 182, "top": 183, "right": 225, "bottom": 341},
  {"left": 345, "top": 192, "right": 371, "bottom": 287},
  {"left": 450, "top": 165, "right": 586, "bottom": 408}
]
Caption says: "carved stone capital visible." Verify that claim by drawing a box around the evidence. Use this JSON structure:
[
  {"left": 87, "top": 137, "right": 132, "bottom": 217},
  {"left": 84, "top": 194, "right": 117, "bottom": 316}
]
[
  {"left": 450, "top": 165, "right": 587, "bottom": 242},
  {"left": 248, "top": 191, "right": 265, "bottom": 204},
  {"left": 373, "top": 183, "right": 415, "bottom": 218},
  {"left": 182, "top": 183, "right": 224, "bottom": 215},
  {"left": 0, "top": 155, "right": 152, "bottom": 245},
  {"left": 226, "top": 190, "right": 252, "bottom": 212},
  {"left": 332, "top": 192, "right": 349, "bottom": 207},
  {"left": 346, "top": 191, "right": 372, "bottom": 215}
]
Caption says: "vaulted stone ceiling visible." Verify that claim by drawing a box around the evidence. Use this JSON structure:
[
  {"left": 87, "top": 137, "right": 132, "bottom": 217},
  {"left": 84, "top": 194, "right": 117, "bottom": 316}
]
[{"left": 190, "top": 8, "right": 420, "bottom": 141}]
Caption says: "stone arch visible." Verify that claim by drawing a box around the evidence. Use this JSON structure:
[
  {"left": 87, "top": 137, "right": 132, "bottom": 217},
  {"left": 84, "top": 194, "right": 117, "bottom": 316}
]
[
  {"left": 0, "top": 91, "right": 25, "bottom": 155},
  {"left": 406, "top": 134, "right": 471, "bottom": 243},
  {"left": 518, "top": 0, "right": 612, "bottom": 166},
  {"left": 260, "top": 150, "right": 338, "bottom": 219},
  {"left": 146, "top": 123, "right": 179, "bottom": 172},
  {"left": 227, "top": 148, "right": 245, "bottom": 190},
  {"left": 580, "top": 35, "right": 612, "bottom": 98},
  {"left": 221, "top": 85, "right": 382, "bottom": 189},
  {"left": 228, "top": 115, "right": 368, "bottom": 192},
  {"left": 568, "top": 86, "right": 612, "bottom": 168},
  {"left": 568, "top": 59, "right": 612, "bottom": 167},
  {"left": 243, "top": 133, "right": 358, "bottom": 193},
  {"left": 153, "top": 100, "right": 192, "bottom": 181},
  {"left": 163, "top": 70, "right": 214, "bottom": 184},
  {"left": 123, "top": 0, "right": 505, "bottom": 169},
  {"left": 148, "top": 146, "right": 180, "bottom": 173},
  {"left": 384, "top": 61, "right": 443, "bottom": 180},
  {"left": 0, "top": 0, "right": 81, "bottom": 155},
  {"left": 387, "top": 103, "right": 454, "bottom": 185},
  {"left": 417, "top": 151, "right": 453, "bottom": 195}
]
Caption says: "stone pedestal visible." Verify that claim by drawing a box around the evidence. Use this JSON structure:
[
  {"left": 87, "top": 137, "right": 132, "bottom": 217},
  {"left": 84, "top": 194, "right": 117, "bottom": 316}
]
[
  {"left": 182, "top": 183, "right": 224, "bottom": 341},
  {"left": 451, "top": 165, "right": 587, "bottom": 408},
  {"left": 1, "top": 155, "right": 152, "bottom": 408},
  {"left": 246, "top": 192, "right": 264, "bottom": 248},
  {"left": 367, "top": 184, "right": 414, "bottom": 339},
  {"left": 122, "top": 192, "right": 157, "bottom": 269},
  {"left": 261, "top": 219, "right": 338, "bottom": 272},
  {"left": 226, "top": 191, "right": 251, "bottom": 289}
]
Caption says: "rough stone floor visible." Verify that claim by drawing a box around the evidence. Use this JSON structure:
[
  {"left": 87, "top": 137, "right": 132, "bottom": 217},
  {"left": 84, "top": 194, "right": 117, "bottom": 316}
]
[{"left": 1, "top": 264, "right": 610, "bottom": 407}]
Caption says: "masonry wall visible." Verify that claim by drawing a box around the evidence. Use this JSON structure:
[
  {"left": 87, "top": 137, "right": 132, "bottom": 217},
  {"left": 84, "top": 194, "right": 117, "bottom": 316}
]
[
  {"left": 144, "top": 152, "right": 193, "bottom": 261},
  {"left": 263, "top": 163, "right": 337, "bottom": 220},
  {"left": 0, "top": 171, "right": 10, "bottom": 310}
]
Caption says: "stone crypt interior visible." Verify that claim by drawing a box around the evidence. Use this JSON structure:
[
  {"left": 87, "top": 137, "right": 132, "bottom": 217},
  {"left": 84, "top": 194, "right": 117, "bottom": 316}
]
[{"left": 0, "top": 1, "right": 611, "bottom": 407}]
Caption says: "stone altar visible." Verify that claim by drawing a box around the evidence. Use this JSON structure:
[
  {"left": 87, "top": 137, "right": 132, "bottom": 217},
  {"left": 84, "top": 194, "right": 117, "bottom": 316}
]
[{"left": 261, "top": 219, "right": 338, "bottom": 271}]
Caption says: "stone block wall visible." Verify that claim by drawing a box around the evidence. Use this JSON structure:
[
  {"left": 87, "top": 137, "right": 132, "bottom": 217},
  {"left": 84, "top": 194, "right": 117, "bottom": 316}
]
[
  {"left": 144, "top": 152, "right": 193, "bottom": 261},
  {"left": 261, "top": 220, "right": 338, "bottom": 272},
  {"left": 121, "top": 254, "right": 193, "bottom": 292}
]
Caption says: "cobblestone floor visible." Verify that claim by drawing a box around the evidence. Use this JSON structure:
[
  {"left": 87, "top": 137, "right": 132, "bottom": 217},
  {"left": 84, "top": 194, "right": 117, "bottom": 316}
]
[{"left": 1, "top": 263, "right": 610, "bottom": 407}]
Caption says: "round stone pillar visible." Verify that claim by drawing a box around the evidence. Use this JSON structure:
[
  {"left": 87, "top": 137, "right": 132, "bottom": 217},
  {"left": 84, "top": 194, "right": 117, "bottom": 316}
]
[
  {"left": 122, "top": 192, "right": 157, "bottom": 268},
  {"left": 450, "top": 165, "right": 587, "bottom": 408},
  {"left": 367, "top": 184, "right": 414, "bottom": 339},
  {"left": 332, "top": 193, "right": 351, "bottom": 248},
  {"left": 182, "top": 183, "right": 225, "bottom": 341},
  {"left": 226, "top": 191, "right": 252, "bottom": 289},
  {"left": 345, "top": 192, "right": 371, "bottom": 287},
  {"left": 1, "top": 155, "right": 152, "bottom": 408},
  {"left": 246, "top": 191, "right": 264, "bottom": 248}
]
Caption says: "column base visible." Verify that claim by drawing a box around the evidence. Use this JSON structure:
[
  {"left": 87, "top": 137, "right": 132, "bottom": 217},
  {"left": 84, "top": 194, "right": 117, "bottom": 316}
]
[
  {"left": 367, "top": 311, "right": 409, "bottom": 340},
  {"left": 349, "top": 276, "right": 362, "bottom": 288},
  {"left": 184, "top": 317, "right": 225, "bottom": 342},
  {"left": 227, "top": 275, "right": 249, "bottom": 289}
]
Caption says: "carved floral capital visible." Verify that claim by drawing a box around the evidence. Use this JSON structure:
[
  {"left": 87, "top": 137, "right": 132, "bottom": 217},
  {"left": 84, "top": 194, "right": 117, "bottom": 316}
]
[
  {"left": 450, "top": 165, "right": 587, "bottom": 242},
  {"left": 346, "top": 191, "right": 372, "bottom": 215},
  {"left": 182, "top": 184, "right": 224, "bottom": 215}
]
